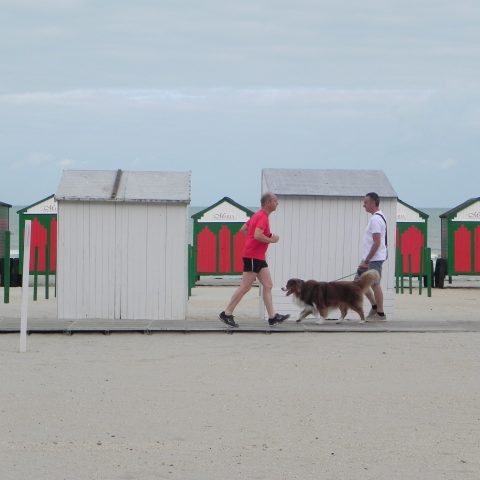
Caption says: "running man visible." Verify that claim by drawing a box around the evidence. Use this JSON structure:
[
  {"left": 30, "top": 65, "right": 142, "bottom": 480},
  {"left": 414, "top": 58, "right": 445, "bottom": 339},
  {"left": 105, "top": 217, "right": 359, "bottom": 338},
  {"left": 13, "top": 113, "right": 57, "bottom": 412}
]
[{"left": 219, "top": 192, "right": 290, "bottom": 327}]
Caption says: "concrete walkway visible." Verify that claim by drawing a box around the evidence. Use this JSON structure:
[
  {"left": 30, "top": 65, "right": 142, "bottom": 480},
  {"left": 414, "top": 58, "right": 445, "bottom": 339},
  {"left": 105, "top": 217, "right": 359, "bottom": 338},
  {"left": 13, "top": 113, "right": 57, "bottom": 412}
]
[
  {"left": 2, "top": 281, "right": 479, "bottom": 334},
  {"left": 1, "top": 317, "right": 480, "bottom": 334}
]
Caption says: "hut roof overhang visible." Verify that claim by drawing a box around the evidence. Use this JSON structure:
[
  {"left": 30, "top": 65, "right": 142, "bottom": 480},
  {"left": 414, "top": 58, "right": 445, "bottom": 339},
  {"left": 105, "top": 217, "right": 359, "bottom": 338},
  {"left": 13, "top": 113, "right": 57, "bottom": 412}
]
[
  {"left": 262, "top": 168, "right": 397, "bottom": 199},
  {"left": 440, "top": 197, "right": 480, "bottom": 219},
  {"left": 397, "top": 198, "right": 429, "bottom": 220},
  {"left": 55, "top": 170, "right": 191, "bottom": 203},
  {"left": 191, "top": 196, "right": 255, "bottom": 220}
]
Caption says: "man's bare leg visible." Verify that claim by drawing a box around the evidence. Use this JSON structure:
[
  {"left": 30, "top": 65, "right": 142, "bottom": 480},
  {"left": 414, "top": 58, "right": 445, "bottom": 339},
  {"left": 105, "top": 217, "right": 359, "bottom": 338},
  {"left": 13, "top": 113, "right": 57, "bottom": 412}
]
[
  {"left": 371, "top": 284, "right": 384, "bottom": 312},
  {"left": 365, "top": 288, "right": 376, "bottom": 306},
  {"left": 257, "top": 267, "right": 275, "bottom": 319},
  {"left": 224, "top": 272, "right": 257, "bottom": 315}
]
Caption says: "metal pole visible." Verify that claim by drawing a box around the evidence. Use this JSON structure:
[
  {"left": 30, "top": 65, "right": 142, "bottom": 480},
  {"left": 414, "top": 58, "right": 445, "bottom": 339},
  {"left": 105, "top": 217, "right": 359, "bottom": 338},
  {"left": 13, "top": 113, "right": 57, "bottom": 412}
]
[
  {"left": 4, "top": 231, "right": 10, "bottom": 303},
  {"left": 20, "top": 220, "right": 31, "bottom": 353},
  {"left": 45, "top": 234, "right": 50, "bottom": 300},
  {"left": 395, "top": 247, "right": 400, "bottom": 294},
  {"left": 426, "top": 247, "right": 432, "bottom": 297},
  {"left": 33, "top": 246, "right": 38, "bottom": 301},
  {"left": 187, "top": 244, "right": 192, "bottom": 298},
  {"left": 400, "top": 252, "right": 404, "bottom": 294},
  {"left": 418, "top": 248, "right": 423, "bottom": 296},
  {"left": 408, "top": 255, "right": 413, "bottom": 294}
]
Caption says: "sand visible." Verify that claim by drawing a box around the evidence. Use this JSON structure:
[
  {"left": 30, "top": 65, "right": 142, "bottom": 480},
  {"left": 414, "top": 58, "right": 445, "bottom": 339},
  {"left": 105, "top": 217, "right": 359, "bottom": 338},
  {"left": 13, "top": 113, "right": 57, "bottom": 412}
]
[
  {"left": 1, "top": 283, "right": 480, "bottom": 479},
  {"left": 1, "top": 277, "right": 480, "bottom": 323}
]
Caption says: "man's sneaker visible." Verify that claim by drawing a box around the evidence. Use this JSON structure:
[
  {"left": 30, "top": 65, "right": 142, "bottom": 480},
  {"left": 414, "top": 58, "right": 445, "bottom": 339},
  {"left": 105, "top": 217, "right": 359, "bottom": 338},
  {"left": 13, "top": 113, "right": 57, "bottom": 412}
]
[
  {"left": 366, "top": 312, "right": 387, "bottom": 322},
  {"left": 268, "top": 313, "right": 290, "bottom": 326},
  {"left": 219, "top": 311, "right": 238, "bottom": 327},
  {"left": 366, "top": 307, "right": 377, "bottom": 319}
]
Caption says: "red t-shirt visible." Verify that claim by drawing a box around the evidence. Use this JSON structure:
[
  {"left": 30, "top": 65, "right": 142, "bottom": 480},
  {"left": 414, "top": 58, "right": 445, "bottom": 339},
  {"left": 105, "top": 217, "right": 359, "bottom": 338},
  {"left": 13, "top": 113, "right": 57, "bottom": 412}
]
[{"left": 243, "top": 209, "right": 271, "bottom": 260}]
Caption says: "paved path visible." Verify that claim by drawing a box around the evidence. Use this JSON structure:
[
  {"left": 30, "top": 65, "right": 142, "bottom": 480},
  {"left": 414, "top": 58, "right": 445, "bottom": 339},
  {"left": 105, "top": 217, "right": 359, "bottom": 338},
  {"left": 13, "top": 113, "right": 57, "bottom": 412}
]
[
  {"left": 1, "top": 317, "right": 480, "bottom": 334},
  {"left": 2, "top": 281, "right": 480, "bottom": 334}
]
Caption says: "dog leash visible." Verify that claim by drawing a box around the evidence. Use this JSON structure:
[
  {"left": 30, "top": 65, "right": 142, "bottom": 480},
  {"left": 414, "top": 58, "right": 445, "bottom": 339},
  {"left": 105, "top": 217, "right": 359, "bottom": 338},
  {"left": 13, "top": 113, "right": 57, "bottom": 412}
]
[{"left": 331, "top": 272, "right": 357, "bottom": 282}]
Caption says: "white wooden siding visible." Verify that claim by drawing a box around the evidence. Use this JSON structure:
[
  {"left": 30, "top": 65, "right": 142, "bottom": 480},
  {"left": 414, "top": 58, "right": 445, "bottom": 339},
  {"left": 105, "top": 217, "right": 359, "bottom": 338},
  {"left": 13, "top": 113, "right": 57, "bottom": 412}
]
[
  {"left": 264, "top": 196, "right": 397, "bottom": 320},
  {"left": 57, "top": 201, "right": 187, "bottom": 321}
]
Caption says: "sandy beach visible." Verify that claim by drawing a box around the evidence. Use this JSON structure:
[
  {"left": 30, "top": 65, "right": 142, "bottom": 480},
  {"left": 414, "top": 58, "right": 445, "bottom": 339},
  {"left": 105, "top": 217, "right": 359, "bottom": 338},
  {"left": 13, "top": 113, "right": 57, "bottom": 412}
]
[
  {"left": 1, "top": 283, "right": 480, "bottom": 479},
  {"left": 1, "top": 277, "right": 480, "bottom": 323}
]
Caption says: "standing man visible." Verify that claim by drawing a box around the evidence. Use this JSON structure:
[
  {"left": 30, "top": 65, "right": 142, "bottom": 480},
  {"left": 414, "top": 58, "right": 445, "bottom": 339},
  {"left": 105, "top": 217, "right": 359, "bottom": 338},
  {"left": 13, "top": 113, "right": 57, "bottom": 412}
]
[
  {"left": 219, "top": 192, "right": 290, "bottom": 328},
  {"left": 358, "top": 192, "right": 388, "bottom": 321}
]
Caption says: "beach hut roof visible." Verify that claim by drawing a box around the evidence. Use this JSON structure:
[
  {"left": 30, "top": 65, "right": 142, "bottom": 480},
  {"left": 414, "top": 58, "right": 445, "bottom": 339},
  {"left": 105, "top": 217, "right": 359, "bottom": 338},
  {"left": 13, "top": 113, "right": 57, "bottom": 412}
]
[
  {"left": 191, "top": 196, "right": 255, "bottom": 220},
  {"left": 55, "top": 169, "right": 191, "bottom": 203},
  {"left": 439, "top": 197, "right": 480, "bottom": 219},
  {"left": 397, "top": 199, "right": 429, "bottom": 219},
  {"left": 17, "top": 194, "right": 55, "bottom": 214},
  {"left": 262, "top": 169, "right": 397, "bottom": 198},
  {"left": 0, "top": 201, "right": 12, "bottom": 208}
]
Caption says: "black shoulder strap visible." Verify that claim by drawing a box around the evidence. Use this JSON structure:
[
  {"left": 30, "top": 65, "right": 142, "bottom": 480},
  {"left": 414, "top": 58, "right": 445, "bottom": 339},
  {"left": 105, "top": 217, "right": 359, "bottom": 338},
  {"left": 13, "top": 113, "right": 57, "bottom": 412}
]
[{"left": 374, "top": 213, "right": 388, "bottom": 246}]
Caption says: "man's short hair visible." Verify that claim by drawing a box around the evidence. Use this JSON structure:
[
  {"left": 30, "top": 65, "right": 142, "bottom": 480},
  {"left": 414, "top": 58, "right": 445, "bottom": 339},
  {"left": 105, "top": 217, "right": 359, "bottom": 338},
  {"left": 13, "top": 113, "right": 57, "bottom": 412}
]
[
  {"left": 261, "top": 192, "right": 275, "bottom": 206},
  {"left": 366, "top": 192, "right": 380, "bottom": 206}
]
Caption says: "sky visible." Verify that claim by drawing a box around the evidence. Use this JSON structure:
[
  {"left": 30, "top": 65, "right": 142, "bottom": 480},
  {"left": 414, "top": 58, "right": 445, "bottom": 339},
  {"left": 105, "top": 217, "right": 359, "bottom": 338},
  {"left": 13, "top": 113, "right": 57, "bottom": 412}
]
[{"left": 1, "top": 0, "right": 479, "bottom": 208}]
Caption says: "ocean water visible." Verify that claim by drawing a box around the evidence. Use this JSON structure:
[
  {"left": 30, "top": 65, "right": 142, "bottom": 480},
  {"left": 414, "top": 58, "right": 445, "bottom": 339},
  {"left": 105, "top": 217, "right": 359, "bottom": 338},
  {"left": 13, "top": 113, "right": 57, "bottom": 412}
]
[
  {"left": 423, "top": 208, "right": 445, "bottom": 257},
  {"left": 8, "top": 205, "right": 446, "bottom": 256},
  {"left": 8, "top": 206, "right": 26, "bottom": 254}
]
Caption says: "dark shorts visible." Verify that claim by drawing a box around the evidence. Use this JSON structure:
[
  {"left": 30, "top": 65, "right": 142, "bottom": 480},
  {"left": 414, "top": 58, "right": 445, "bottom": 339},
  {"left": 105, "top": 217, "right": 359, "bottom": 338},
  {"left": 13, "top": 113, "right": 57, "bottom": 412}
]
[
  {"left": 355, "top": 260, "right": 384, "bottom": 285},
  {"left": 243, "top": 257, "right": 268, "bottom": 273}
]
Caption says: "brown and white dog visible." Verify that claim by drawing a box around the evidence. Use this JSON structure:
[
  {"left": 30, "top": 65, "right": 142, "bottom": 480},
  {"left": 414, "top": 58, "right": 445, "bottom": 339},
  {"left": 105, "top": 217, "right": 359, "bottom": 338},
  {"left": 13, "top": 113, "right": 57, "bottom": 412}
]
[{"left": 282, "top": 270, "right": 380, "bottom": 324}]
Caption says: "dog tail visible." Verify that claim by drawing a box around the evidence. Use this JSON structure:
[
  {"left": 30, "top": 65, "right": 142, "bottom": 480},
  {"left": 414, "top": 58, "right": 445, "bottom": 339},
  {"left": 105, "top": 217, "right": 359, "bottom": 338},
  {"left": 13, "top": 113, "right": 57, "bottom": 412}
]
[{"left": 356, "top": 269, "right": 380, "bottom": 292}]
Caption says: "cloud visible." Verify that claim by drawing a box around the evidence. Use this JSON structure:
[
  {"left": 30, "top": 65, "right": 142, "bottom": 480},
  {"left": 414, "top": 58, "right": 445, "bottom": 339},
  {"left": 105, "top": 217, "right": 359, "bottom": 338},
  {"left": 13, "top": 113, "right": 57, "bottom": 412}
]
[
  {"left": 437, "top": 158, "right": 458, "bottom": 170},
  {"left": 0, "top": 0, "right": 81, "bottom": 9},
  {"left": 10, "top": 152, "right": 76, "bottom": 170},
  {"left": 405, "top": 157, "right": 459, "bottom": 171},
  {"left": 58, "top": 158, "right": 75, "bottom": 169},
  {"left": 0, "top": 87, "right": 433, "bottom": 117}
]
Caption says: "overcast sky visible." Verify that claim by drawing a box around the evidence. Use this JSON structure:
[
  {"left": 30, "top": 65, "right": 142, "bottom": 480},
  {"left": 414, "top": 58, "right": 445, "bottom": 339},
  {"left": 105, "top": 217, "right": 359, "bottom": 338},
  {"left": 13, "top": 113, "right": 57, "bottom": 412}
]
[{"left": 1, "top": 0, "right": 478, "bottom": 208}]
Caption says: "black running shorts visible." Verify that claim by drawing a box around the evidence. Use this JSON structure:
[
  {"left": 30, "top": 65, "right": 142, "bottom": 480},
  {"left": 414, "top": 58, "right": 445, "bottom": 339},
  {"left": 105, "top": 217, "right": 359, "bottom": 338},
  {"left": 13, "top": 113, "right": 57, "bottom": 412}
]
[{"left": 243, "top": 257, "right": 268, "bottom": 273}]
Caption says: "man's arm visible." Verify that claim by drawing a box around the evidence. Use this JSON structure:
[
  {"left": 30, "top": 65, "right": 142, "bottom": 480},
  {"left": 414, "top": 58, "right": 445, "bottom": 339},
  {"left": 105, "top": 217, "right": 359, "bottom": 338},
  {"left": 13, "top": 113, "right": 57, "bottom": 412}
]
[
  {"left": 254, "top": 227, "right": 279, "bottom": 243},
  {"left": 360, "top": 233, "right": 381, "bottom": 267}
]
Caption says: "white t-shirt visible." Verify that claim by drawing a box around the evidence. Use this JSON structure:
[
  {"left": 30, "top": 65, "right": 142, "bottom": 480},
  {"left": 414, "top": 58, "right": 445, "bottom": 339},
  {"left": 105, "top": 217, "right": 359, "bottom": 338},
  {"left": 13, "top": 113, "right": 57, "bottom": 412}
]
[{"left": 363, "top": 210, "right": 387, "bottom": 261}]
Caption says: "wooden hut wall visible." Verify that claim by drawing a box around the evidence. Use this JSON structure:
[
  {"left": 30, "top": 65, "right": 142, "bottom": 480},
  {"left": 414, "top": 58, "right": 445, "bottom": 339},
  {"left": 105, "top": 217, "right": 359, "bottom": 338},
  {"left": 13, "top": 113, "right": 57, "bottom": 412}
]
[
  {"left": 57, "top": 201, "right": 187, "bottom": 320},
  {"left": 267, "top": 195, "right": 397, "bottom": 320}
]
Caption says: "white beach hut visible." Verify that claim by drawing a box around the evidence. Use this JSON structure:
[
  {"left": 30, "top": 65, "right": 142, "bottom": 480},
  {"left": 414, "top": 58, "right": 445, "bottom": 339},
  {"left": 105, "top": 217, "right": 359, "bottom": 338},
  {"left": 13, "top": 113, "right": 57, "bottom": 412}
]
[
  {"left": 55, "top": 169, "right": 191, "bottom": 321},
  {"left": 262, "top": 168, "right": 398, "bottom": 320}
]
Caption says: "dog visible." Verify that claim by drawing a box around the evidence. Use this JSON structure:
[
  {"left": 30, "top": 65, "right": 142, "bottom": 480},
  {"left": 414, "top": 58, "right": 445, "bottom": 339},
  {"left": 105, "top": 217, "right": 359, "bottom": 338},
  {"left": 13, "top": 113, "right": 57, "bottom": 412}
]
[{"left": 282, "top": 269, "right": 380, "bottom": 324}]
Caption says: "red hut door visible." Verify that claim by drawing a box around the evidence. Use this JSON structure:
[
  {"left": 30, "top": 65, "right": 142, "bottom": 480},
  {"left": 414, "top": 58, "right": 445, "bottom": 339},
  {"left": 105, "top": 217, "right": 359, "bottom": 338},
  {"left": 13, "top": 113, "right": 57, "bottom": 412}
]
[
  {"left": 233, "top": 230, "right": 247, "bottom": 272},
  {"left": 453, "top": 225, "right": 471, "bottom": 273},
  {"left": 399, "top": 226, "right": 425, "bottom": 274},
  {"left": 29, "top": 218, "right": 47, "bottom": 272},
  {"left": 475, "top": 226, "right": 480, "bottom": 273},
  {"left": 197, "top": 226, "right": 217, "bottom": 273},
  {"left": 50, "top": 218, "right": 57, "bottom": 272},
  {"left": 195, "top": 224, "right": 248, "bottom": 275},
  {"left": 218, "top": 226, "right": 231, "bottom": 272}
]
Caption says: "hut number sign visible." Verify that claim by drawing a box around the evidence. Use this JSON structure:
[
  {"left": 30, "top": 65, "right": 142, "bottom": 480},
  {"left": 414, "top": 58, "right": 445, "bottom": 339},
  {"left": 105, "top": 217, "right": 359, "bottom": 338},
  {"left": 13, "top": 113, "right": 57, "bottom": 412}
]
[
  {"left": 27, "top": 197, "right": 58, "bottom": 215},
  {"left": 198, "top": 202, "right": 250, "bottom": 223},
  {"left": 452, "top": 201, "right": 480, "bottom": 221},
  {"left": 213, "top": 211, "right": 236, "bottom": 221},
  {"left": 396, "top": 203, "right": 423, "bottom": 223}
]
